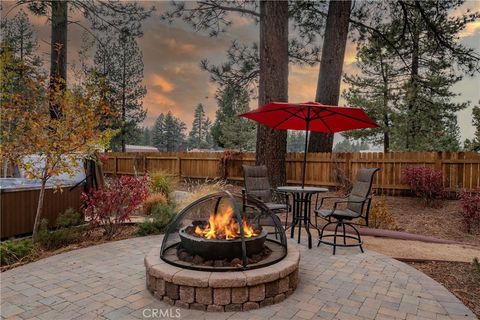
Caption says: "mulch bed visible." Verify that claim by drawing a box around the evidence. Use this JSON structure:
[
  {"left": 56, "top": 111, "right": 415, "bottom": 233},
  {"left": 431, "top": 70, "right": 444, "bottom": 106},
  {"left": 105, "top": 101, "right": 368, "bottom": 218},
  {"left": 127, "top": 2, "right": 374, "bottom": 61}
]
[
  {"left": 384, "top": 196, "right": 480, "bottom": 246},
  {"left": 406, "top": 261, "right": 480, "bottom": 318}
]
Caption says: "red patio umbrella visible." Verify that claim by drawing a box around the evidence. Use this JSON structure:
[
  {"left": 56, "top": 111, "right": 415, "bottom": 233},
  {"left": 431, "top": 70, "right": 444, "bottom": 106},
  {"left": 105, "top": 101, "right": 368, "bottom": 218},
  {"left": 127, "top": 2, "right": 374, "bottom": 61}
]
[{"left": 240, "top": 102, "right": 379, "bottom": 187}]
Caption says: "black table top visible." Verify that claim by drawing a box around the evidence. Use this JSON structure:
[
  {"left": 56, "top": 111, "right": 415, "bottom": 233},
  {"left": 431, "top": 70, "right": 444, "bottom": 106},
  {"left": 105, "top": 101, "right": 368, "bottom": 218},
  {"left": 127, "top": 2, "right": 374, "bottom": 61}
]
[{"left": 276, "top": 186, "right": 328, "bottom": 193}]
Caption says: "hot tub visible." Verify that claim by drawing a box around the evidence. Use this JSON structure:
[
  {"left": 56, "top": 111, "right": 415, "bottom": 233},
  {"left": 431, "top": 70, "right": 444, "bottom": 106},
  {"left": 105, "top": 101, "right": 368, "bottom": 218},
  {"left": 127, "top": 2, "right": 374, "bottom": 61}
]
[{"left": 1, "top": 178, "right": 84, "bottom": 239}]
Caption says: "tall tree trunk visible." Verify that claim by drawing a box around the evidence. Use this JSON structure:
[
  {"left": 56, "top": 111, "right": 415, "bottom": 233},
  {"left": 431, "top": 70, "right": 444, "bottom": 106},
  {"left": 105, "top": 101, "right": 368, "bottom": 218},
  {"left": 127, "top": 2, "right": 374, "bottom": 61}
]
[
  {"left": 405, "top": 22, "right": 420, "bottom": 151},
  {"left": 49, "top": 0, "right": 67, "bottom": 119},
  {"left": 383, "top": 129, "right": 390, "bottom": 152},
  {"left": 255, "top": 0, "right": 289, "bottom": 188},
  {"left": 121, "top": 49, "right": 127, "bottom": 152},
  {"left": 380, "top": 56, "right": 390, "bottom": 153},
  {"left": 32, "top": 179, "right": 47, "bottom": 243},
  {"left": 308, "top": 0, "right": 351, "bottom": 152}
]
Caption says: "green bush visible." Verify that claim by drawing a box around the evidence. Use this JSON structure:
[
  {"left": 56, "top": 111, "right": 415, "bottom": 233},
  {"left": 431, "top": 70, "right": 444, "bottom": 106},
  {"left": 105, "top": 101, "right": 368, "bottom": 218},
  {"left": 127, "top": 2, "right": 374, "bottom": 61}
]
[
  {"left": 0, "top": 238, "right": 38, "bottom": 265},
  {"left": 137, "top": 203, "right": 177, "bottom": 236},
  {"left": 150, "top": 170, "right": 177, "bottom": 197},
  {"left": 37, "top": 219, "right": 85, "bottom": 250},
  {"left": 55, "top": 208, "right": 84, "bottom": 228}
]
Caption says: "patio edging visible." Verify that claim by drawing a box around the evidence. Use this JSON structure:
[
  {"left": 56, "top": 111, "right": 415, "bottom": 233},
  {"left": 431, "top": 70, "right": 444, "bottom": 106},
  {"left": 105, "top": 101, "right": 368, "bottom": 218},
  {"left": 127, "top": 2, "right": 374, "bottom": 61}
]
[{"left": 322, "top": 225, "right": 460, "bottom": 244}]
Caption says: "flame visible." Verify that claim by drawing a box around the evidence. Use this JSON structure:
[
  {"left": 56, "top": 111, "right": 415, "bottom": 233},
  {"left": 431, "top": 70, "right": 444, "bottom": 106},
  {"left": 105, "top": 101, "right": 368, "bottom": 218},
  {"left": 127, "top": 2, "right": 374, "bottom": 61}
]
[{"left": 194, "top": 206, "right": 259, "bottom": 240}]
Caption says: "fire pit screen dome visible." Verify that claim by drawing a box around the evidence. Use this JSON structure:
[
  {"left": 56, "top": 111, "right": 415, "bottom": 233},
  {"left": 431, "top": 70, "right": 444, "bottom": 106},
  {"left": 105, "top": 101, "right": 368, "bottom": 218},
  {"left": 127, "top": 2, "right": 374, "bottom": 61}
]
[{"left": 160, "top": 191, "right": 287, "bottom": 271}]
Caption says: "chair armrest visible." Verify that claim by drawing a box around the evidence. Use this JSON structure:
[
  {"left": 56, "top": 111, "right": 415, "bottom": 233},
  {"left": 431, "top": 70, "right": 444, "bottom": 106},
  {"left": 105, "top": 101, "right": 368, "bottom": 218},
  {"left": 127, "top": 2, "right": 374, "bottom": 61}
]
[
  {"left": 315, "top": 195, "right": 347, "bottom": 209},
  {"left": 332, "top": 199, "right": 366, "bottom": 211},
  {"left": 243, "top": 189, "right": 264, "bottom": 201}
]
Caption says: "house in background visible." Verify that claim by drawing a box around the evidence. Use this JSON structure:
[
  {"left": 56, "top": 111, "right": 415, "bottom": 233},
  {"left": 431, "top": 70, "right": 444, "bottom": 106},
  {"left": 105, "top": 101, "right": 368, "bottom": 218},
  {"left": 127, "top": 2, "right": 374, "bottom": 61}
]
[{"left": 125, "top": 145, "right": 159, "bottom": 152}]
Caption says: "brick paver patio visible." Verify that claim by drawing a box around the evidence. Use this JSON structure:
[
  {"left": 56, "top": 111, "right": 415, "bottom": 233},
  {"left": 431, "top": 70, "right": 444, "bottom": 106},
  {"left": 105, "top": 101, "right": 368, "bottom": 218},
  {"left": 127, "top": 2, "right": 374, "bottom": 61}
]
[{"left": 1, "top": 235, "right": 476, "bottom": 320}]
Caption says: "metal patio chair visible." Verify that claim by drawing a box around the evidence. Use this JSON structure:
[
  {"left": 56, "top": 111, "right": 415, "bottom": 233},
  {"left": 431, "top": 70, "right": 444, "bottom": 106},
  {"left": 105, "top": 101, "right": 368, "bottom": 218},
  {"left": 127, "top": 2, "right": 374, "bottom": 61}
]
[
  {"left": 315, "top": 168, "right": 379, "bottom": 254},
  {"left": 242, "top": 165, "right": 290, "bottom": 227}
]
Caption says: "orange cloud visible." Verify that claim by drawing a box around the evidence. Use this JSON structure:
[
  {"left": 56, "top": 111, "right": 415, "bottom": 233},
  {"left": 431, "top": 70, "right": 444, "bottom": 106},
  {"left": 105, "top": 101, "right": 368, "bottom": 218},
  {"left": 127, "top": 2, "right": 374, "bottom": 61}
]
[
  {"left": 166, "top": 38, "right": 196, "bottom": 54},
  {"left": 459, "top": 20, "right": 480, "bottom": 38},
  {"left": 288, "top": 64, "right": 318, "bottom": 103},
  {"left": 231, "top": 14, "right": 256, "bottom": 27},
  {"left": 145, "top": 91, "right": 177, "bottom": 109},
  {"left": 149, "top": 74, "right": 175, "bottom": 93},
  {"left": 343, "top": 42, "right": 357, "bottom": 65}
]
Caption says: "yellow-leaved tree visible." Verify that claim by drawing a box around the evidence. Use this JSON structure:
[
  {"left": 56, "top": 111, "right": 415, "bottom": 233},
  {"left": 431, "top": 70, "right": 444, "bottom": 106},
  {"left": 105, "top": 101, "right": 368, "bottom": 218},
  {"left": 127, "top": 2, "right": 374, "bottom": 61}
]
[{"left": 1, "top": 44, "right": 113, "bottom": 242}]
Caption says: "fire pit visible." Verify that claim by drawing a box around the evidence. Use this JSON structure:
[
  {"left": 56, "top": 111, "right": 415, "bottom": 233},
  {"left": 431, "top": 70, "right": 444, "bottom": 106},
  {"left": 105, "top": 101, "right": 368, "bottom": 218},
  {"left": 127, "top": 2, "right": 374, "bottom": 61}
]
[
  {"left": 179, "top": 227, "right": 268, "bottom": 261},
  {"left": 159, "top": 191, "right": 288, "bottom": 271},
  {"left": 146, "top": 191, "right": 299, "bottom": 312}
]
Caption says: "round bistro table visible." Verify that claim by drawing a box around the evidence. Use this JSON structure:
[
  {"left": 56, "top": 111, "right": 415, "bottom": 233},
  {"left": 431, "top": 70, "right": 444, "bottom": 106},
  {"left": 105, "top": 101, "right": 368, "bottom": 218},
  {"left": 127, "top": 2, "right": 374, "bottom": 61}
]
[{"left": 276, "top": 186, "right": 328, "bottom": 249}]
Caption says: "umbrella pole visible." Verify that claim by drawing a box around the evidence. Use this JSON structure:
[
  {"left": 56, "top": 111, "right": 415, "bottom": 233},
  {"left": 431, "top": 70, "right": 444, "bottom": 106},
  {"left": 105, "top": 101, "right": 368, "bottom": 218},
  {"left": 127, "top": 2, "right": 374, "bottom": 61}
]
[
  {"left": 302, "top": 109, "right": 311, "bottom": 188},
  {"left": 302, "top": 131, "right": 309, "bottom": 188}
]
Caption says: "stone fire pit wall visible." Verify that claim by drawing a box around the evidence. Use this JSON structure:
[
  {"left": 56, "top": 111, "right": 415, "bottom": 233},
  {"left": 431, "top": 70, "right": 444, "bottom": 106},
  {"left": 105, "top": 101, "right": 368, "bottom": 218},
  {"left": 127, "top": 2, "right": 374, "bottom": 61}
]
[{"left": 145, "top": 245, "right": 300, "bottom": 312}]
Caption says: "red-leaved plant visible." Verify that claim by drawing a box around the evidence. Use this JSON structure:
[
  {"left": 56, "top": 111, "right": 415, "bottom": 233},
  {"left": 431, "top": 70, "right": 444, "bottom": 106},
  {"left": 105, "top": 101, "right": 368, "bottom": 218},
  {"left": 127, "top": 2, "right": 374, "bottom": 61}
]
[
  {"left": 458, "top": 188, "right": 480, "bottom": 233},
  {"left": 402, "top": 166, "right": 446, "bottom": 207},
  {"left": 82, "top": 175, "right": 149, "bottom": 238}
]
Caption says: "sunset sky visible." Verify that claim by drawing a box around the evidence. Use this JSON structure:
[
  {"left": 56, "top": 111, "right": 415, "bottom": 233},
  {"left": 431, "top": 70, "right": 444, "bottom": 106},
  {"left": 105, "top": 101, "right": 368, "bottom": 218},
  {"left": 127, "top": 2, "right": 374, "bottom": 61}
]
[{"left": 2, "top": 1, "right": 480, "bottom": 141}]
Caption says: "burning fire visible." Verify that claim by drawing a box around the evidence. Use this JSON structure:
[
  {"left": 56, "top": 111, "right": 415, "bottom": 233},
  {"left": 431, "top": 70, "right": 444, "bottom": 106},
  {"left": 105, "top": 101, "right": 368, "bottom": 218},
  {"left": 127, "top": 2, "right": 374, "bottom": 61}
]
[{"left": 194, "top": 206, "right": 258, "bottom": 240}]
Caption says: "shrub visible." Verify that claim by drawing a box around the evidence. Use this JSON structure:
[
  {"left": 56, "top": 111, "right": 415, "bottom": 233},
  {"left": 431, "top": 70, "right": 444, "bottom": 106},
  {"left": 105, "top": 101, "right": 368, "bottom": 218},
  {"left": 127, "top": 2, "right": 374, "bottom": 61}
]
[
  {"left": 82, "top": 175, "right": 149, "bottom": 239},
  {"left": 178, "top": 179, "right": 228, "bottom": 210},
  {"left": 368, "top": 196, "right": 397, "bottom": 229},
  {"left": 458, "top": 188, "right": 480, "bottom": 233},
  {"left": 0, "top": 238, "right": 38, "bottom": 265},
  {"left": 56, "top": 208, "right": 84, "bottom": 228},
  {"left": 150, "top": 170, "right": 177, "bottom": 197},
  {"left": 402, "top": 166, "right": 446, "bottom": 206},
  {"left": 137, "top": 203, "right": 177, "bottom": 236},
  {"left": 142, "top": 193, "right": 168, "bottom": 215},
  {"left": 37, "top": 219, "right": 85, "bottom": 250}
]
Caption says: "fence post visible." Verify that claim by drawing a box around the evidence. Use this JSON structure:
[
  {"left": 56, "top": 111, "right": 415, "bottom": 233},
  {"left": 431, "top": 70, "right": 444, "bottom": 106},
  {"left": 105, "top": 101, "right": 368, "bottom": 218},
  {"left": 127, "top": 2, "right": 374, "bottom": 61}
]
[
  {"left": 435, "top": 152, "right": 445, "bottom": 189},
  {"left": 143, "top": 154, "right": 147, "bottom": 174},
  {"left": 434, "top": 152, "right": 442, "bottom": 172},
  {"left": 114, "top": 155, "right": 118, "bottom": 175},
  {"left": 344, "top": 153, "right": 352, "bottom": 180},
  {"left": 176, "top": 154, "right": 182, "bottom": 178}
]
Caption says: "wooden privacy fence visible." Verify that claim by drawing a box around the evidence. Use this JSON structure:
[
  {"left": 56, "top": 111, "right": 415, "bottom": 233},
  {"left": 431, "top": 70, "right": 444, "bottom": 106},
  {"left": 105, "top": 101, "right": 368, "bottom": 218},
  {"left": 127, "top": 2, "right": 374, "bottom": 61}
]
[{"left": 101, "top": 151, "right": 480, "bottom": 194}]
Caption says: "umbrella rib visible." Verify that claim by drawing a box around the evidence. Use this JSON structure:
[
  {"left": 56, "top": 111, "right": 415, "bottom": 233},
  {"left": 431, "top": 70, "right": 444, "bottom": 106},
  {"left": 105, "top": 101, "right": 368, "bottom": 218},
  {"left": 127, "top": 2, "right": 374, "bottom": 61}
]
[
  {"left": 317, "top": 116, "right": 334, "bottom": 133},
  {"left": 309, "top": 107, "right": 334, "bottom": 133},
  {"left": 271, "top": 108, "right": 305, "bottom": 129},
  {"left": 310, "top": 108, "right": 331, "bottom": 120}
]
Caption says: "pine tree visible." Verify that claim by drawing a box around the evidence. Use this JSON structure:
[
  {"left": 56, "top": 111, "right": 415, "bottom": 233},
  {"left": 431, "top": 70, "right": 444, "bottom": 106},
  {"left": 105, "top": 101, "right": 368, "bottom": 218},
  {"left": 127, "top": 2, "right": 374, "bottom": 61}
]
[
  {"left": 333, "top": 139, "right": 369, "bottom": 152},
  {"left": 343, "top": 31, "right": 402, "bottom": 152},
  {"left": 204, "top": 118, "right": 214, "bottom": 149},
  {"left": 342, "top": 1, "right": 475, "bottom": 152},
  {"left": 389, "top": 3, "right": 468, "bottom": 151},
  {"left": 91, "top": 29, "right": 147, "bottom": 151},
  {"left": 212, "top": 85, "right": 255, "bottom": 150},
  {"left": 188, "top": 104, "right": 213, "bottom": 149},
  {"left": 164, "top": 112, "right": 187, "bottom": 152},
  {"left": 22, "top": 1, "right": 152, "bottom": 119},
  {"left": 152, "top": 114, "right": 165, "bottom": 151},
  {"left": 142, "top": 127, "right": 152, "bottom": 146},
  {"left": 152, "top": 112, "right": 186, "bottom": 152},
  {"left": 218, "top": 116, "right": 256, "bottom": 151},
  {"left": 464, "top": 104, "right": 480, "bottom": 151},
  {"left": 0, "top": 9, "right": 41, "bottom": 68}
]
